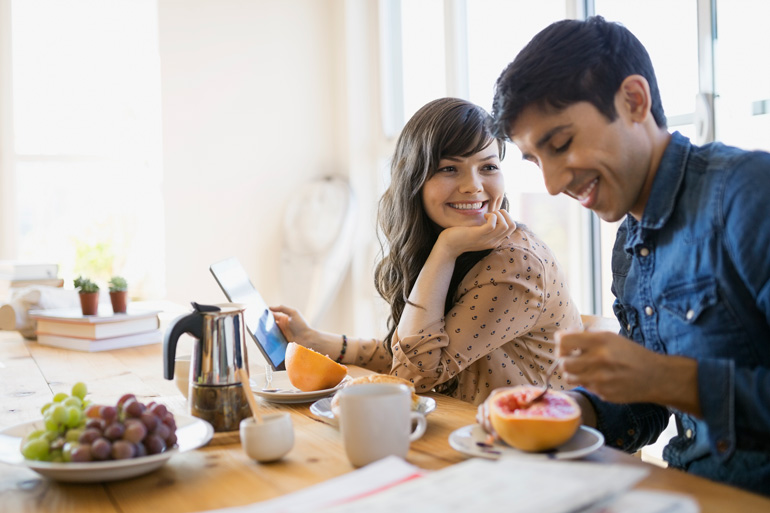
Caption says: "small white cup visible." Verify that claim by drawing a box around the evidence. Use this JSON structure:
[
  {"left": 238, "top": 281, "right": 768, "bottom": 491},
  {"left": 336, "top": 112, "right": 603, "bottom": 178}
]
[
  {"left": 337, "top": 383, "right": 427, "bottom": 467},
  {"left": 240, "top": 413, "right": 294, "bottom": 462},
  {"left": 174, "top": 355, "right": 192, "bottom": 398}
]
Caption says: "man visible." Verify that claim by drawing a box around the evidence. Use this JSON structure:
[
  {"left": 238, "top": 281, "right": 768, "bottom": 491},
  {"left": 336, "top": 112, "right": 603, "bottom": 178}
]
[{"left": 488, "top": 16, "right": 770, "bottom": 495}]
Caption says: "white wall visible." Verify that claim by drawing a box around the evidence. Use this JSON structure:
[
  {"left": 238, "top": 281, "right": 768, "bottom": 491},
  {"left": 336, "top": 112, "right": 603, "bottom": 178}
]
[
  {"left": 159, "top": 0, "right": 339, "bottom": 309},
  {"left": 157, "top": 0, "right": 387, "bottom": 339}
]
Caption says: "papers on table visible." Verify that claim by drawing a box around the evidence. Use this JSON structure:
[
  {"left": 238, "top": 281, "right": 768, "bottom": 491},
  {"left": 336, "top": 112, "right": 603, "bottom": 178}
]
[{"left": 205, "top": 456, "right": 698, "bottom": 513}]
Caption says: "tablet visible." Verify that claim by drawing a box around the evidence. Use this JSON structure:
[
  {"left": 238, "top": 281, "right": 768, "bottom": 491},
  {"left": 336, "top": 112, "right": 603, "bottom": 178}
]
[{"left": 209, "top": 257, "right": 288, "bottom": 371}]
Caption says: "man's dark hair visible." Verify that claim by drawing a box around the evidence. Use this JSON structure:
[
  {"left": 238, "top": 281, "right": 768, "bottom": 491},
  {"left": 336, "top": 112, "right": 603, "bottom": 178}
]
[{"left": 490, "top": 16, "right": 666, "bottom": 139}]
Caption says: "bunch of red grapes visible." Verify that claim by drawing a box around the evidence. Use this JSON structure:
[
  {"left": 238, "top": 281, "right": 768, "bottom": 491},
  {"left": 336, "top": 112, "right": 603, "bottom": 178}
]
[{"left": 70, "top": 394, "right": 177, "bottom": 462}]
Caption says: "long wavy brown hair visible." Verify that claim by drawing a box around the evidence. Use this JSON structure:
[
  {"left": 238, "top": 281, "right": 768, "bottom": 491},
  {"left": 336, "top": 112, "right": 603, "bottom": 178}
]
[{"left": 375, "top": 98, "right": 508, "bottom": 352}]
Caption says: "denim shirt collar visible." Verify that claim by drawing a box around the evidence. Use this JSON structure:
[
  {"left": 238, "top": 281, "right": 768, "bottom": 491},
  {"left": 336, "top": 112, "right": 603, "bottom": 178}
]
[{"left": 624, "top": 132, "right": 691, "bottom": 251}]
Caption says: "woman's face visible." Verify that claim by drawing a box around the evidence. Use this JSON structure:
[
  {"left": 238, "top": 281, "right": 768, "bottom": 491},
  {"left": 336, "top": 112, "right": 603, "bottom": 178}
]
[{"left": 420, "top": 141, "right": 505, "bottom": 229}]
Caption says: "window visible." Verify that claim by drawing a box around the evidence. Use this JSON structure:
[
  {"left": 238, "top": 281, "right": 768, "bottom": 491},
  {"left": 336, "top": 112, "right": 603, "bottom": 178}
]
[
  {"left": 713, "top": 0, "right": 770, "bottom": 151},
  {"left": 3, "top": 0, "right": 164, "bottom": 298},
  {"left": 381, "top": 0, "right": 594, "bottom": 313}
]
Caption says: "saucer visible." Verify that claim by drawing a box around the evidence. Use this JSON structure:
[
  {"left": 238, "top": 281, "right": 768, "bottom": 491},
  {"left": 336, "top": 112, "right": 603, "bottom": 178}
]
[
  {"left": 250, "top": 371, "right": 348, "bottom": 404},
  {"left": 448, "top": 424, "right": 604, "bottom": 461},
  {"left": 310, "top": 395, "right": 436, "bottom": 426}
]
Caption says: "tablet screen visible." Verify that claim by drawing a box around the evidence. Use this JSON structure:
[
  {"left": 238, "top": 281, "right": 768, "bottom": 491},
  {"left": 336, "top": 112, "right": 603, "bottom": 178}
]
[{"left": 209, "top": 257, "right": 287, "bottom": 370}]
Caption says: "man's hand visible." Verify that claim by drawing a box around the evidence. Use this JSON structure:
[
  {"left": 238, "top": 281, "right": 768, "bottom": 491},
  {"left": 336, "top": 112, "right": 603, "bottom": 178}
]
[{"left": 557, "top": 329, "right": 701, "bottom": 416}]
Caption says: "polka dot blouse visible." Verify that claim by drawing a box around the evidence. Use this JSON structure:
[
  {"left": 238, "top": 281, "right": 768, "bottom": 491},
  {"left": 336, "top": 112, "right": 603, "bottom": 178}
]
[{"left": 386, "top": 225, "right": 582, "bottom": 405}]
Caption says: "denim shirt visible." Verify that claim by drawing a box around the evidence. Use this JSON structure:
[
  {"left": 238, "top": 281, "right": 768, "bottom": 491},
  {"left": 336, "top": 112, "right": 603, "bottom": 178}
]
[{"left": 585, "top": 132, "right": 770, "bottom": 496}]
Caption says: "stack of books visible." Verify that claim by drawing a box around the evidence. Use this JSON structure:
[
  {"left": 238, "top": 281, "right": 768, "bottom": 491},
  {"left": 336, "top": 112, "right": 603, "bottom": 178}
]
[
  {"left": 29, "top": 308, "right": 162, "bottom": 352},
  {"left": 0, "top": 261, "right": 64, "bottom": 300}
]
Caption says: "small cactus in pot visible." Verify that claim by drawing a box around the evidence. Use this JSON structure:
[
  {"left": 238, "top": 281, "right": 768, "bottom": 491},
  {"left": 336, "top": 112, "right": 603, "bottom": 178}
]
[
  {"left": 108, "top": 276, "right": 129, "bottom": 314},
  {"left": 74, "top": 276, "right": 100, "bottom": 316}
]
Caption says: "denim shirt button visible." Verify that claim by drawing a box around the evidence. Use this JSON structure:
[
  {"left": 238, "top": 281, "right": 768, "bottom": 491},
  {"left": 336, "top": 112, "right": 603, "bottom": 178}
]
[
  {"left": 685, "top": 309, "right": 695, "bottom": 320},
  {"left": 615, "top": 438, "right": 624, "bottom": 447},
  {"left": 639, "top": 247, "right": 650, "bottom": 257},
  {"left": 645, "top": 306, "right": 654, "bottom": 316},
  {"left": 627, "top": 428, "right": 635, "bottom": 436},
  {"left": 685, "top": 429, "right": 693, "bottom": 439},
  {"left": 626, "top": 323, "right": 631, "bottom": 331},
  {"left": 716, "top": 440, "right": 729, "bottom": 453}
]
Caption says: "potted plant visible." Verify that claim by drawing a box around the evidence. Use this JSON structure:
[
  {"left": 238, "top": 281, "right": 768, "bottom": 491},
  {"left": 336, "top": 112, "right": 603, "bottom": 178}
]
[
  {"left": 108, "top": 276, "right": 129, "bottom": 314},
  {"left": 74, "top": 276, "right": 100, "bottom": 316}
]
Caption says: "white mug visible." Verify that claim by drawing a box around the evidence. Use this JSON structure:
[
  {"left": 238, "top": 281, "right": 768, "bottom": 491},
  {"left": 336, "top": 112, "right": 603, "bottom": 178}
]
[{"left": 337, "top": 383, "right": 427, "bottom": 467}]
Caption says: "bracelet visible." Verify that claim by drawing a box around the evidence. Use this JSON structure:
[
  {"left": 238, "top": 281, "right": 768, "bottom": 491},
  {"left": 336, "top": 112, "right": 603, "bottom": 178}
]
[{"left": 335, "top": 334, "right": 348, "bottom": 363}]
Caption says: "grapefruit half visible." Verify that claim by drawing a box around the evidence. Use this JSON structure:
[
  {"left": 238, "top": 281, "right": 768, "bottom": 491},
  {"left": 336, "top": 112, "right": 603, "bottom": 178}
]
[
  {"left": 489, "top": 385, "right": 581, "bottom": 452},
  {"left": 285, "top": 342, "right": 348, "bottom": 392}
]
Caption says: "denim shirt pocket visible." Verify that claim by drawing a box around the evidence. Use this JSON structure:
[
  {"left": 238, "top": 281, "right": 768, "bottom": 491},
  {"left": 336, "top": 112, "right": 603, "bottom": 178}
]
[
  {"left": 659, "top": 277, "right": 719, "bottom": 324},
  {"left": 659, "top": 277, "right": 741, "bottom": 356}
]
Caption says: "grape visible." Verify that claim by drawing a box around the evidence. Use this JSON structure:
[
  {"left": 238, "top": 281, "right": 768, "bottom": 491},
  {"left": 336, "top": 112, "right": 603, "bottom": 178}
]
[
  {"left": 52, "top": 392, "right": 69, "bottom": 403},
  {"left": 111, "top": 440, "right": 136, "bottom": 460},
  {"left": 150, "top": 403, "right": 168, "bottom": 418},
  {"left": 71, "top": 382, "right": 88, "bottom": 400},
  {"left": 104, "top": 422, "right": 125, "bottom": 441},
  {"left": 85, "top": 404, "right": 102, "bottom": 419},
  {"left": 21, "top": 438, "right": 49, "bottom": 460},
  {"left": 166, "top": 432, "right": 177, "bottom": 447},
  {"left": 117, "top": 393, "right": 136, "bottom": 408},
  {"left": 123, "top": 399, "right": 145, "bottom": 418},
  {"left": 99, "top": 405, "right": 117, "bottom": 423},
  {"left": 134, "top": 442, "right": 147, "bottom": 458},
  {"left": 65, "top": 406, "right": 82, "bottom": 428},
  {"left": 144, "top": 434, "right": 166, "bottom": 455},
  {"left": 65, "top": 428, "right": 83, "bottom": 443},
  {"left": 85, "top": 418, "right": 105, "bottom": 431},
  {"left": 26, "top": 429, "right": 46, "bottom": 441},
  {"left": 51, "top": 404, "right": 68, "bottom": 425},
  {"left": 124, "top": 419, "right": 147, "bottom": 444},
  {"left": 79, "top": 428, "right": 102, "bottom": 444},
  {"left": 70, "top": 444, "right": 92, "bottom": 462},
  {"left": 44, "top": 416, "right": 59, "bottom": 432},
  {"left": 154, "top": 423, "right": 170, "bottom": 441},
  {"left": 63, "top": 396, "right": 83, "bottom": 408},
  {"left": 40, "top": 403, "right": 53, "bottom": 415},
  {"left": 140, "top": 411, "right": 159, "bottom": 431},
  {"left": 91, "top": 438, "right": 112, "bottom": 460}
]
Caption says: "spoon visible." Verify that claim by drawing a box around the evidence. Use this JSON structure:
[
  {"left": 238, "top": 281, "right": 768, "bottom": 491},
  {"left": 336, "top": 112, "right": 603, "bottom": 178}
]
[
  {"left": 237, "top": 368, "right": 263, "bottom": 424},
  {"left": 521, "top": 358, "right": 561, "bottom": 407}
]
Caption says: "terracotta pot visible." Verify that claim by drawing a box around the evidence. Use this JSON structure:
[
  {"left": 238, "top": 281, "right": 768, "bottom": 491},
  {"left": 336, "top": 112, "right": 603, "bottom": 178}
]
[
  {"left": 110, "top": 290, "right": 128, "bottom": 314},
  {"left": 79, "top": 292, "right": 100, "bottom": 316}
]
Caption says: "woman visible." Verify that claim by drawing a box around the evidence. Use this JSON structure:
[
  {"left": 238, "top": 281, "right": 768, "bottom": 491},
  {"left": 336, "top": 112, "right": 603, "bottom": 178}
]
[{"left": 272, "top": 98, "right": 581, "bottom": 405}]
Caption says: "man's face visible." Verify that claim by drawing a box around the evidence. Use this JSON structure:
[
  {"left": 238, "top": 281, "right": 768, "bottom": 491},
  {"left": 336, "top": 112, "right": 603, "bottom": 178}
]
[{"left": 508, "top": 96, "right": 653, "bottom": 222}]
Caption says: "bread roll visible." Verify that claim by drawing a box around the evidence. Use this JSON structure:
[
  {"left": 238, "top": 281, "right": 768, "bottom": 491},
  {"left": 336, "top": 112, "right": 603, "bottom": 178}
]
[{"left": 330, "top": 374, "right": 420, "bottom": 416}]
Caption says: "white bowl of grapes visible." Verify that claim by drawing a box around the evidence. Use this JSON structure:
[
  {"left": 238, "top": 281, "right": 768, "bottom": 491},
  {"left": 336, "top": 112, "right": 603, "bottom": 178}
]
[{"left": 0, "top": 382, "right": 214, "bottom": 482}]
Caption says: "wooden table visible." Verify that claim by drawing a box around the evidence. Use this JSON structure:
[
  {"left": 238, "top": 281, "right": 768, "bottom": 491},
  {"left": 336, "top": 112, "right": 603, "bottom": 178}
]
[{"left": 1, "top": 330, "right": 769, "bottom": 513}]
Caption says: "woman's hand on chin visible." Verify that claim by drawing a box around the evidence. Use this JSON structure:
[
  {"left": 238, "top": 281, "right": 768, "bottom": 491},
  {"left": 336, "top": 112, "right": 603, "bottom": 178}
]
[{"left": 438, "top": 209, "right": 516, "bottom": 256}]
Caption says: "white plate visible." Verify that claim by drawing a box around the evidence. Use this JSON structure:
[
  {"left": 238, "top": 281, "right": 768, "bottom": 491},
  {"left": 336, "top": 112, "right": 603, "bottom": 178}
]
[
  {"left": 0, "top": 413, "right": 214, "bottom": 482},
  {"left": 310, "top": 396, "right": 437, "bottom": 425},
  {"left": 449, "top": 424, "right": 604, "bottom": 461},
  {"left": 250, "top": 371, "right": 348, "bottom": 404}
]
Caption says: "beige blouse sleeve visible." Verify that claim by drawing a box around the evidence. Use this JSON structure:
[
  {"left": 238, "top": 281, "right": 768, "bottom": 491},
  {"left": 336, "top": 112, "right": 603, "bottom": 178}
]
[
  {"left": 390, "top": 245, "right": 547, "bottom": 393},
  {"left": 343, "top": 336, "right": 393, "bottom": 374}
]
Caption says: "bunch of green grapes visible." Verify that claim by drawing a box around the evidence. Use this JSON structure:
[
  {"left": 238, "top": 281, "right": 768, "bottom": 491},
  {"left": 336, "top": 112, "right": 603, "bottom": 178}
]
[{"left": 21, "top": 382, "right": 89, "bottom": 462}]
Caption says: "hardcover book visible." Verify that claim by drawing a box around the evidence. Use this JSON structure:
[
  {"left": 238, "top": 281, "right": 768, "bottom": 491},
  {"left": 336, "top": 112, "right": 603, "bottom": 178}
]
[{"left": 36, "top": 329, "right": 162, "bottom": 352}]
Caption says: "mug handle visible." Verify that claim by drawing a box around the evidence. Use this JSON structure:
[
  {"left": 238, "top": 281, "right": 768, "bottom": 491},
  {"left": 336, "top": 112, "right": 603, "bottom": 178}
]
[{"left": 408, "top": 412, "right": 427, "bottom": 442}]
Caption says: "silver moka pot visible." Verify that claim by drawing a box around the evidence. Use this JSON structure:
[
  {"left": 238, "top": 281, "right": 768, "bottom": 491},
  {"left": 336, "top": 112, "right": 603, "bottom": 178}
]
[{"left": 163, "top": 302, "right": 251, "bottom": 432}]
